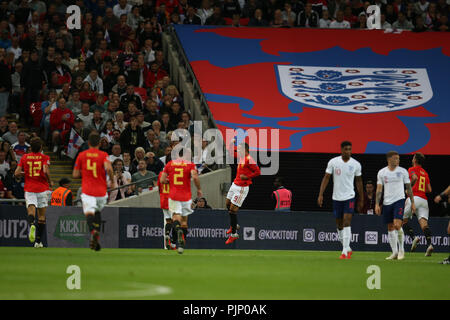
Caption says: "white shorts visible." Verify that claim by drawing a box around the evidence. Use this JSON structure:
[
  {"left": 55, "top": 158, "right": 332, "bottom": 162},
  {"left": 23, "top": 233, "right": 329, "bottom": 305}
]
[
  {"left": 169, "top": 199, "right": 193, "bottom": 217},
  {"left": 81, "top": 193, "right": 108, "bottom": 214},
  {"left": 404, "top": 196, "right": 429, "bottom": 221},
  {"left": 226, "top": 183, "right": 249, "bottom": 207},
  {"left": 162, "top": 208, "right": 172, "bottom": 220},
  {"left": 25, "top": 192, "right": 48, "bottom": 209}
]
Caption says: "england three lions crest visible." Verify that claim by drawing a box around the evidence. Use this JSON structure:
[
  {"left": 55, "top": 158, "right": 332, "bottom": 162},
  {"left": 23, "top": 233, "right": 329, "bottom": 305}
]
[{"left": 277, "top": 66, "right": 433, "bottom": 113}]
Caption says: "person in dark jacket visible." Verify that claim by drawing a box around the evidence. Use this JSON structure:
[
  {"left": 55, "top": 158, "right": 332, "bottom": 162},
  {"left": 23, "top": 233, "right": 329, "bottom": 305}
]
[
  {"left": 0, "top": 52, "right": 11, "bottom": 117},
  {"left": 120, "top": 116, "right": 146, "bottom": 157}
]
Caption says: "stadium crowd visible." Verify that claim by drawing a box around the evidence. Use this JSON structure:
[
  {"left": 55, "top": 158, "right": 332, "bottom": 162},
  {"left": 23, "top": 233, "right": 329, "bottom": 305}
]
[{"left": 0, "top": 0, "right": 447, "bottom": 204}]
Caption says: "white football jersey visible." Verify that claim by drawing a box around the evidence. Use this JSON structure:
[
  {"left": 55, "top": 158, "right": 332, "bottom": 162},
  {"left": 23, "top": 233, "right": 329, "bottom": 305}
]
[
  {"left": 377, "top": 166, "right": 410, "bottom": 205},
  {"left": 326, "top": 156, "right": 362, "bottom": 201}
]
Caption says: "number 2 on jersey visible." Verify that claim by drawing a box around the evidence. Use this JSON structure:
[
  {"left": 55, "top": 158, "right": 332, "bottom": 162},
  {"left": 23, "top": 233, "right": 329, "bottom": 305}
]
[
  {"left": 174, "top": 168, "right": 183, "bottom": 185},
  {"left": 27, "top": 161, "right": 42, "bottom": 177},
  {"left": 87, "top": 159, "right": 97, "bottom": 178}
]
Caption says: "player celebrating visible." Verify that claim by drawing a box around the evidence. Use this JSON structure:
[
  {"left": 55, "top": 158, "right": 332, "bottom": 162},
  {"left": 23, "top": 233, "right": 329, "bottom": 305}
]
[
  {"left": 160, "top": 148, "right": 202, "bottom": 254},
  {"left": 375, "top": 151, "right": 416, "bottom": 260},
  {"left": 318, "top": 141, "right": 363, "bottom": 259},
  {"left": 15, "top": 137, "right": 52, "bottom": 248},
  {"left": 158, "top": 170, "right": 176, "bottom": 250},
  {"left": 434, "top": 185, "right": 450, "bottom": 264},
  {"left": 73, "top": 132, "right": 115, "bottom": 251},
  {"left": 225, "top": 140, "right": 261, "bottom": 245},
  {"left": 402, "top": 153, "right": 433, "bottom": 256}
]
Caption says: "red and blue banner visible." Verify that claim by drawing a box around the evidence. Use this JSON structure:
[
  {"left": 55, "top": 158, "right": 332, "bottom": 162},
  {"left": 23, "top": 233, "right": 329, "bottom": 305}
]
[{"left": 174, "top": 25, "right": 450, "bottom": 154}]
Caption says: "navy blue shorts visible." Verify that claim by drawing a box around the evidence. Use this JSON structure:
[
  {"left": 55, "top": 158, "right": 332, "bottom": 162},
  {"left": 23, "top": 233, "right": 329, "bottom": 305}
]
[
  {"left": 382, "top": 199, "right": 405, "bottom": 224},
  {"left": 332, "top": 198, "right": 355, "bottom": 219}
]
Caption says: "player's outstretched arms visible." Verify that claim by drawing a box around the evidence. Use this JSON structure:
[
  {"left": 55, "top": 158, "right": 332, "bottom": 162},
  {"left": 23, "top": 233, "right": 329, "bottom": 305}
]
[{"left": 317, "top": 173, "right": 331, "bottom": 207}]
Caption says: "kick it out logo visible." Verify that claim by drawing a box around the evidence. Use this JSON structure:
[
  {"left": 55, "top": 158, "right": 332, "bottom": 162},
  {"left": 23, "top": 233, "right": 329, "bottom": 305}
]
[{"left": 54, "top": 215, "right": 90, "bottom": 245}]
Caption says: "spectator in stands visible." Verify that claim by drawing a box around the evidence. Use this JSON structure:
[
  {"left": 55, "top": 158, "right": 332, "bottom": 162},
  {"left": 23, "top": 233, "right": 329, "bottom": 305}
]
[
  {"left": 114, "top": 111, "right": 128, "bottom": 133},
  {"left": 380, "top": 14, "right": 392, "bottom": 29},
  {"left": 272, "top": 176, "right": 292, "bottom": 211},
  {"left": 249, "top": 8, "right": 269, "bottom": 26},
  {"left": 2, "top": 121, "right": 19, "bottom": 144},
  {"left": 72, "top": 61, "right": 88, "bottom": 86},
  {"left": 415, "top": 0, "right": 430, "bottom": 17},
  {"left": 361, "top": 180, "right": 376, "bottom": 214},
  {"left": 109, "top": 158, "right": 132, "bottom": 202},
  {"left": 298, "top": 3, "right": 319, "bottom": 27},
  {"left": 343, "top": 6, "right": 358, "bottom": 27},
  {"left": 271, "top": 9, "right": 286, "bottom": 27},
  {"left": 192, "top": 197, "right": 212, "bottom": 209},
  {"left": 109, "top": 143, "right": 123, "bottom": 163},
  {"left": 282, "top": 1, "right": 296, "bottom": 27},
  {"left": 79, "top": 81, "right": 97, "bottom": 104},
  {"left": 154, "top": 50, "right": 170, "bottom": 74},
  {"left": 413, "top": 15, "right": 427, "bottom": 32},
  {"left": 205, "top": 5, "right": 226, "bottom": 26},
  {"left": 384, "top": 4, "right": 397, "bottom": 25},
  {"left": 0, "top": 116, "right": 8, "bottom": 136},
  {"left": 131, "top": 158, "right": 157, "bottom": 193},
  {"left": 10, "top": 60, "right": 23, "bottom": 119},
  {"left": 112, "top": 75, "right": 128, "bottom": 97},
  {"left": 50, "top": 97, "right": 74, "bottom": 154},
  {"left": 120, "top": 84, "right": 143, "bottom": 111},
  {"left": 91, "top": 93, "right": 107, "bottom": 113},
  {"left": 434, "top": 15, "right": 449, "bottom": 32},
  {"left": 114, "top": 0, "right": 132, "bottom": 19},
  {"left": 77, "top": 102, "right": 93, "bottom": 129},
  {"left": 67, "top": 90, "right": 82, "bottom": 116},
  {"left": 354, "top": 12, "right": 368, "bottom": 29},
  {"left": 122, "top": 151, "right": 132, "bottom": 173},
  {"left": 88, "top": 110, "right": 106, "bottom": 133},
  {"left": 423, "top": 3, "right": 438, "bottom": 31},
  {"left": 101, "top": 120, "right": 115, "bottom": 143},
  {"left": 51, "top": 53, "right": 72, "bottom": 90},
  {"left": 120, "top": 116, "right": 146, "bottom": 158},
  {"left": 319, "top": 9, "right": 332, "bottom": 28},
  {"left": 11, "top": 131, "right": 30, "bottom": 162},
  {"left": 1, "top": 141, "right": 16, "bottom": 163},
  {"left": 128, "top": 5, "right": 145, "bottom": 31},
  {"left": 393, "top": 11, "right": 414, "bottom": 30},
  {"left": 330, "top": 10, "right": 351, "bottom": 28},
  {"left": 0, "top": 150, "right": 10, "bottom": 178},
  {"left": 137, "top": 111, "right": 151, "bottom": 131},
  {"left": 144, "top": 100, "right": 160, "bottom": 124},
  {"left": 124, "top": 101, "right": 140, "bottom": 122},
  {"left": 184, "top": 6, "right": 202, "bottom": 25},
  {"left": 145, "top": 151, "right": 164, "bottom": 175},
  {"left": 84, "top": 69, "right": 104, "bottom": 95},
  {"left": 160, "top": 112, "right": 175, "bottom": 133},
  {"left": 197, "top": 0, "right": 214, "bottom": 25}
]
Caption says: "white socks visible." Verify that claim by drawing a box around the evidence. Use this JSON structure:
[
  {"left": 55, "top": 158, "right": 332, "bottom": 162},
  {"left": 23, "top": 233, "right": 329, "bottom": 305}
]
[
  {"left": 388, "top": 230, "right": 398, "bottom": 255},
  {"left": 342, "top": 227, "right": 352, "bottom": 254},
  {"left": 397, "top": 228, "right": 405, "bottom": 253},
  {"left": 337, "top": 229, "right": 344, "bottom": 246}
]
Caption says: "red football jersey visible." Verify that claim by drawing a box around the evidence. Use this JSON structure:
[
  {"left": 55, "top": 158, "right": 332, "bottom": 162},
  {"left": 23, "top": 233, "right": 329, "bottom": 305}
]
[
  {"left": 74, "top": 148, "right": 109, "bottom": 197},
  {"left": 163, "top": 159, "right": 197, "bottom": 202},
  {"left": 408, "top": 166, "right": 430, "bottom": 200},
  {"left": 18, "top": 152, "right": 50, "bottom": 193},
  {"left": 234, "top": 155, "right": 261, "bottom": 187},
  {"left": 158, "top": 171, "right": 169, "bottom": 209}
]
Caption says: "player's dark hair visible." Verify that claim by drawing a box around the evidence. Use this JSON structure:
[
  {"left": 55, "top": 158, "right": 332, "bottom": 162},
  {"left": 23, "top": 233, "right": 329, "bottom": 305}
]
[
  {"left": 275, "top": 176, "right": 284, "bottom": 184},
  {"left": 88, "top": 132, "right": 101, "bottom": 147},
  {"left": 341, "top": 141, "right": 352, "bottom": 148},
  {"left": 30, "top": 137, "right": 42, "bottom": 153},
  {"left": 414, "top": 152, "right": 425, "bottom": 166},
  {"left": 386, "top": 151, "right": 399, "bottom": 159},
  {"left": 365, "top": 180, "right": 374, "bottom": 186}
]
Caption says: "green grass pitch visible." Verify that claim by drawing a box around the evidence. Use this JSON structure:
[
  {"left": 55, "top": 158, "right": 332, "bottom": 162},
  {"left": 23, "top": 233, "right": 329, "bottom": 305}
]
[{"left": 0, "top": 247, "right": 448, "bottom": 300}]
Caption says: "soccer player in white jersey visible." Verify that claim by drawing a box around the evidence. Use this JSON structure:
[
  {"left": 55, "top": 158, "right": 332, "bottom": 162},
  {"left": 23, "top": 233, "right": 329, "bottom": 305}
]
[
  {"left": 318, "top": 141, "right": 364, "bottom": 259},
  {"left": 375, "top": 151, "right": 416, "bottom": 260}
]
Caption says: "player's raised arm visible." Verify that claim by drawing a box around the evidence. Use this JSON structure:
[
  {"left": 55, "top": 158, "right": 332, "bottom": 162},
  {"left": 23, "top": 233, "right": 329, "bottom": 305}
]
[
  {"left": 191, "top": 169, "right": 202, "bottom": 198},
  {"left": 317, "top": 173, "right": 331, "bottom": 207}
]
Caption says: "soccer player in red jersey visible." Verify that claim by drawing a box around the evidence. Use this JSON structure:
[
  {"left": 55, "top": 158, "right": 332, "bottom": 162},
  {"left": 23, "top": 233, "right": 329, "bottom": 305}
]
[
  {"left": 73, "top": 132, "right": 115, "bottom": 251},
  {"left": 14, "top": 137, "right": 52, "bottom": 248},
  {"left": 158, "top": 170, "right": 176, "bottom": 250},
  {"left": 225, "top": 140, "right": 261, "bottom": 245},
  {"left": 160, "top": 149, "right": 202, "bottom": 254},
  {"left": 402, "top": 153, "right": 434, "bottom": 256}
]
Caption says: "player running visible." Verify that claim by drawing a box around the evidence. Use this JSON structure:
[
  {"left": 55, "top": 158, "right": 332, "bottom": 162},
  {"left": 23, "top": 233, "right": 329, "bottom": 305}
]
[
  {"left": 73, "top": 132, "right": 115, "bottom": 251},
  {"left": 434, "top": 185, "right": 450, "bottom": 264},
  {"left": 15, "top": 137, "right": 52, "bottom": 248},
  {"left": 318, "top": 141, "right": 364, "bottom": 259},
  {"left": 158, "top": 170, "right": 176, "bottom": 250},
  {"left": 160, "top": 149, "right": 202, "bottom": 254},
  {"left": 375, "top": 151, "right": 416, "bottom": 260},
  {"left": 225, "top": 140, "right": 261, "bottom": 245},
  {"left": 402, "top": 153, "right": 434, "bottom": 256}
]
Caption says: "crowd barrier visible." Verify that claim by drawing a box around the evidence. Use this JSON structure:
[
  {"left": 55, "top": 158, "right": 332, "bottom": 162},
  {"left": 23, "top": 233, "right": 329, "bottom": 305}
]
[{"left": 1, "top": 206, "right": 448, "bottom": 252}]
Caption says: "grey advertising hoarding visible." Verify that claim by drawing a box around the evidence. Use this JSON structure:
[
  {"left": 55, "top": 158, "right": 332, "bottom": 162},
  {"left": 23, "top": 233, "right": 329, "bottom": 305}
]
[{"left": 46, "top": 206, "right": 119, "bottom": 248}]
